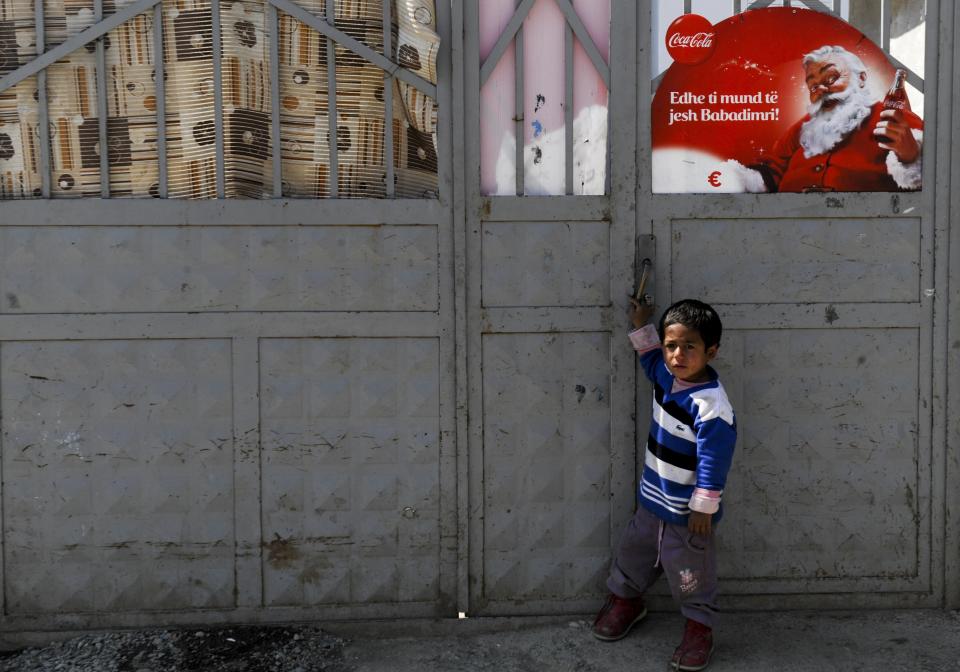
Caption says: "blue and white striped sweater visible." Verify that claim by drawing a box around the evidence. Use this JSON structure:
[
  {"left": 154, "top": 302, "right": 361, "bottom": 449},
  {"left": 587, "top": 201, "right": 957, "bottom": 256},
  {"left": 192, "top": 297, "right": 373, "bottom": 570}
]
[{"left": 630, "top": 325, "right": 737, "bottom": 526}]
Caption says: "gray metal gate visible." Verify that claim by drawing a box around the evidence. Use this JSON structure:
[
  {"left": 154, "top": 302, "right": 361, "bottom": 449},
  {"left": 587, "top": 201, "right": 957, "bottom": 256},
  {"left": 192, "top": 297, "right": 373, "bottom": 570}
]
[{"left": 0, "top": 0, "right": 958, "bottom": 638}]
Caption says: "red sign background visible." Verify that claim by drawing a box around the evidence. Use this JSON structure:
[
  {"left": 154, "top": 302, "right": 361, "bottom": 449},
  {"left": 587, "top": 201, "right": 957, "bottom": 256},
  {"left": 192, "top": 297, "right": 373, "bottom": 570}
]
[{"left": 652, "top": 7, "right": 900, "bottom": 167}]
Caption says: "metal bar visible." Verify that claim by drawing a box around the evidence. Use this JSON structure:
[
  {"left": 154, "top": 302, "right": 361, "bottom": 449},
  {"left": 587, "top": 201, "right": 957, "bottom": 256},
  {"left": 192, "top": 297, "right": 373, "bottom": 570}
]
[
  {"left": 886, "top": 54, "right": 925, "bottom": 92},
  {"left": 554, "top": 0, "right": 609, "bottom": 88},
  {"left": 95, "top": 0, "right": 110, "bottom": 197},
  {"left": 0, "top": 0, "right": 161, "bottom": 94},
  {"left": 564, "top": 20, "right": 573, "bottom": 195},
  {"left": 882, "top": 0, "right": 892, "bottom": 53},
  {"left": 326, "top": 0, "right": 337, "bottom": 197},
  {"left": 268, "top": 2, "right": 281, "bottom": 198},
  {"left": 784, "top": 0, "right": 791, "bottom": 7},
  {"left": 211, "top": 0, "right": 225, "bottom": 198},
  {"left": 734, "top": 0, "right": 742, "bottom": 13},
  {"left": 514, "top": 7, "right": 523, "bottom": 196},
  {"left": 684, "top": 0, "right": 692, "bottom": 14},
  {"left": 268, "top": 0, "right": 436, "bottom": 98},
  {"left": 449, "top": 0, "right": 467, "bottom": 616},
  {"left": 383, "top": 0, "right": 394, "bottom": 197},
  {"left": 154, "top": 1, "right": 167, "bottom": 197},
  {"left": 833, "top": 0, "right": 841, "bottom": 13},
  {"left": 478, "top": 0, "right": 536, "bottom": 87},
  {"left": 34, "top": 0, "right": 51, "bottom": 197},
  {"left": 746, "top": 0, "right": 776, "bottom": 9},
  {"left": 0, "top": 196, "right": 449, "bottom": 224},
  {"left": 798, "top": 0, "right": 836, "bottom": 14}
]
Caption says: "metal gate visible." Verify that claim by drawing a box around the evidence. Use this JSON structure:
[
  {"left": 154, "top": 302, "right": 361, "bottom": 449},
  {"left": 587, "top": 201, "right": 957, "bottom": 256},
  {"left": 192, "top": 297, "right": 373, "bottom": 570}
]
[{"left": 0, "top": 0, "right": 958, "bottom": 637}]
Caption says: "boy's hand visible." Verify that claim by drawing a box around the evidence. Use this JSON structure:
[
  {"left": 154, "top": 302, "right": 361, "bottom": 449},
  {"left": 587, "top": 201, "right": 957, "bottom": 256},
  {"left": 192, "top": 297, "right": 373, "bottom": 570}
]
[
  {"left": 628, "top": 296, "right": 655, "bottom": 330},
  {"left": 688, "top": 511, "right": 712, "bottom": 537}
]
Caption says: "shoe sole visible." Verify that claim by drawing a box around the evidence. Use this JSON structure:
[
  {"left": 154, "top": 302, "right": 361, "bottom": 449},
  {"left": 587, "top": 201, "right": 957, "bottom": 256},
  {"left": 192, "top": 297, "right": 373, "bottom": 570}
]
[
  {"left": 671, "top": 643, "right": 715, "bottom": 671},
  {"left": 591, "top": 607, "right": 648, "bottom": 641}
]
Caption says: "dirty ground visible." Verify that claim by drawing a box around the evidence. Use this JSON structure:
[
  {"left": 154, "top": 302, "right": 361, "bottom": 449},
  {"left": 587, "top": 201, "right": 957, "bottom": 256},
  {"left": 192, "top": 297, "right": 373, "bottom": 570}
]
[{"left": 1, "top": 610, "right": 958, "bottom": 671}]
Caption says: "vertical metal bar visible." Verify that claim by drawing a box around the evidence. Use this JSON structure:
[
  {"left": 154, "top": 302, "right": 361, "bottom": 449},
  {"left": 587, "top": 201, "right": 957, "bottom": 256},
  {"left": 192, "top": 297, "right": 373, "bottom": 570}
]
[
  {"left": 514, "top": 2, "right": 524, "bottom": 196},
  {"left": 683, "top": 0, "right": 692, "bottom": 14},
  {"left": 448, "top": 0, "right": 468, "bottom": 616},
  {"left": 564, "top": 19, "right": 573, "bottom": 195},
  {"left": 881, "top": 0, "right": 892, "bottom": 53},
  {"left": 326, "top": 0, "right": 338, "bottom": 197},
  {"left": 95, "top": 0, "right": 110, "bottom": 197},
  {"left": 153, "top": 1, "right": 167, "bottom": 198},
  {"left": 784, "top": 0, "right": 791, "bottom": 7},
  {"left": 34, "top": 0, "right": 51, "bottom": 197},
  {"left": 734, "top": 0, "right": 742, "bottom": 14},
  {"left": 833, "top": 0, "right": 841, "bottom": 14},
  {"left": 383, "top": 0, "right": 394, "bottom": 197},
  {"left": 268, "top": 2, "right": 281, "bottom": 198},
  {"left": 211, "top": 0, "right": 226, "bottom": 198}
]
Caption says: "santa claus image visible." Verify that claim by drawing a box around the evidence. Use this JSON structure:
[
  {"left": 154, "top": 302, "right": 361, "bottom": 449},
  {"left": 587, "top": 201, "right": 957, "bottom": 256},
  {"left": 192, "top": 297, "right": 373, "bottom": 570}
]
[{"left": 728, "top": 45, "right": 923, "bottom": 192}]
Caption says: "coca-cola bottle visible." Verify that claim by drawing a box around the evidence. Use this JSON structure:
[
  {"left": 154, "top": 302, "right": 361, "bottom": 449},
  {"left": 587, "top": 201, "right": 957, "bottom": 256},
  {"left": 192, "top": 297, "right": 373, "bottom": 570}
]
[
  {"left": 883, "top": 69, "right": 910, "bottom": 112},
  {"left": 876, "top": 69, "right": 910, "bottom": 143}
]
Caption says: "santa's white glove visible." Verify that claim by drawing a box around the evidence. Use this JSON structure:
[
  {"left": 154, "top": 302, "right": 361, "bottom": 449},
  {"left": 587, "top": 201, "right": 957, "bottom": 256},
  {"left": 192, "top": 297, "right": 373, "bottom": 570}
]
[{"left": 721, "top": 159, "right": 768, "bottom": 193}]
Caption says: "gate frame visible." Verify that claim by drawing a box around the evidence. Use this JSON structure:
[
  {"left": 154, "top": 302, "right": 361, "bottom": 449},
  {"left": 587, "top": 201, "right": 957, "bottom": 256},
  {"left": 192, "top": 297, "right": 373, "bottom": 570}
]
[{"left": 945, "top": 0, "right": 960, "bottom": 611}]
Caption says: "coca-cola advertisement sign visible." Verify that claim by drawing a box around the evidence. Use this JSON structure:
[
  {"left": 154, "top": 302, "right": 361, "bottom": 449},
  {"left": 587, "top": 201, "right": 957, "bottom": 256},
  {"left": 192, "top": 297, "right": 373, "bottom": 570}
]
[
  {"left": 652, "top": 8, "right": 924, "bottom": 194},
  {"left": 665, "top": 14, "right": 716, "bottom": 65}
]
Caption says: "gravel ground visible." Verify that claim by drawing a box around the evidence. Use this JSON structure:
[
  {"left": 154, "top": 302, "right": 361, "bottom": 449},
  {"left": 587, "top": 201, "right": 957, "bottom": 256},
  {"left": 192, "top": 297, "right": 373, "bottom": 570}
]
[
  {"left": 0, "top": 626, "right": 346, "bottom": 672},
  {"left": 1, "top": 611, "right": 958, "bottom": 672}
]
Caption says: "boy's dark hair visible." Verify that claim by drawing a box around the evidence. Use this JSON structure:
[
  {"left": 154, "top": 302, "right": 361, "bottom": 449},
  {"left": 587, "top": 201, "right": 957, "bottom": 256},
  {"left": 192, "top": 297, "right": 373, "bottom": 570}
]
[{"left": 658, "top": 299, "right": 723, "bottom": 349}]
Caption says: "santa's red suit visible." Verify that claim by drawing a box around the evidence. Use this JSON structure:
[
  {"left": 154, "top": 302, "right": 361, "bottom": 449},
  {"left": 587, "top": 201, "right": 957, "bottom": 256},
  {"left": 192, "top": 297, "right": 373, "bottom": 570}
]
[{"left": 758, "top": 102, "right": 923, "bottom": 192}]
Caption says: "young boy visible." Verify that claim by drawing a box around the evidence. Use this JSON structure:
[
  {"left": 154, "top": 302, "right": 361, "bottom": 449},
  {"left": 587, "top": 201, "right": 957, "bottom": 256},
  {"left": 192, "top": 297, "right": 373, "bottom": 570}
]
[{"left": 593, "top": 298, "right": 737, "bottom": 672}]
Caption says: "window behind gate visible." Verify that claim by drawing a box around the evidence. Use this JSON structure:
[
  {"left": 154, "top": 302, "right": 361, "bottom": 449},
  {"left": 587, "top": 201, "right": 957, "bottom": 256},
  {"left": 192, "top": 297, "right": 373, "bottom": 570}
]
[{"left": 0, "top": 0, "right": 440, "bottom": 199}]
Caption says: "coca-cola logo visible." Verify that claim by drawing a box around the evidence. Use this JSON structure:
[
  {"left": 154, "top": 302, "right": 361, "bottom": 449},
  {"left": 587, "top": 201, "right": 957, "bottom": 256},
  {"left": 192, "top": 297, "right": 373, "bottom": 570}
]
[
  {"left": 666, "top": 14, "right": 716, "bottom": 65},
  {"left": 668, "top": 32, "right": 714, "bottom": 49}
]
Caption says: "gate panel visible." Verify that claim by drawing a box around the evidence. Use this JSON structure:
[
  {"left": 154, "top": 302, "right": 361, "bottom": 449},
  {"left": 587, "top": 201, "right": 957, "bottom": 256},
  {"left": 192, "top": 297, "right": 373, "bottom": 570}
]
[
  {"left": 640, "top": 1, "right": 947, "bottom": 608},
  {"left": 0, "top": 0, "right": 457, "bottom": 633},
  {"left": 464, "top": 0, "right": 637, "bottom": 615},
  {"left": 2, "top": 339, "right": 235, "bottom": 613},
  {"left": 259, "top": 337, "right": 442, "bottom": 607},
  {"left": 481, "top": 331, "right": 611, "bottom": 601},
  {"left": 0, "top": 225, "right": 438, "bottom": 313},
  {"left": 716, "top": 327, "right": 922, "bottom": 582}
]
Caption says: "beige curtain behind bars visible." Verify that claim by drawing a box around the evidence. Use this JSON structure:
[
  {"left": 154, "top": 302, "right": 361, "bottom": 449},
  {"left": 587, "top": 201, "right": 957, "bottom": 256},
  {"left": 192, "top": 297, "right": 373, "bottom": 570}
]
[{"left": 0, "top": 0, "right": 439, "bottom": 199}]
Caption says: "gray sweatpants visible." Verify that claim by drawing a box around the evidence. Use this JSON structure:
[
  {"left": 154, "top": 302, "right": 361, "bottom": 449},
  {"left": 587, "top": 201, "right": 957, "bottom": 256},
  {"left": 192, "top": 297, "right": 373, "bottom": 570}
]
[{"left": 606, "top": 506, "right": 719, "bottom": 628}]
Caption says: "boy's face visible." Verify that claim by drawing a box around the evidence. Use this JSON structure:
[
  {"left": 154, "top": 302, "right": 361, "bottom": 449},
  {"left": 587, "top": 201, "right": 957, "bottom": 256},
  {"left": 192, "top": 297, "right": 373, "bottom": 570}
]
[{"left": 661, "top": 323, "right": 718, "bottom": 384}]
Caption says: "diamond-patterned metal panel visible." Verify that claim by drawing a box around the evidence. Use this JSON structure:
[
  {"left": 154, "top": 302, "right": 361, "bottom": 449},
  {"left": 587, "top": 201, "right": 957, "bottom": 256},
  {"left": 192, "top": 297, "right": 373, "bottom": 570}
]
[
  {"left": 0, "top": 226, "right": 437, "bottom": 313},
  {"left": 481, "top": 332, "right": 610, "bottom": 600},
  {"left": 670, "top": 218, "right": 921, "bottom": 304},
  {"left": 716, "top": 328, "right": 920, "bottom": 579},
  {"left": 481, "top": 221, "right": 610, "bottom": 307},
  {"left": 260, "top": 337, "right": 441, "bottom": 606},
  {"left": 1, "top": 339, "right": 235, "bottom": 614}
]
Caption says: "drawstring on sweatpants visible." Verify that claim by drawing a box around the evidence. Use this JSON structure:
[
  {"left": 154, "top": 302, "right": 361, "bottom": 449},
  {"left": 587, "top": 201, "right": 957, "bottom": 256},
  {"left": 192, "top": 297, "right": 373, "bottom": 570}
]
[{"left": 654, "top": 519, "right": 665, "bottom": 568}]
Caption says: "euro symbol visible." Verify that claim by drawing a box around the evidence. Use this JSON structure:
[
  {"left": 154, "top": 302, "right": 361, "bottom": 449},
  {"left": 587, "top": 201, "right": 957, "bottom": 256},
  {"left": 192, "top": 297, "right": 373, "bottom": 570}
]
[{"left": 707, "top": 171, "right": 722, "bottom": 187}]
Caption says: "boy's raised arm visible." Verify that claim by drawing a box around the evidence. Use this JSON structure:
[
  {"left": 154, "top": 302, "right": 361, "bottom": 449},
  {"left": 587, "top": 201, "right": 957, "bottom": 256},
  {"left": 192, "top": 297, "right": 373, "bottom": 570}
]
[{"left": 628, "top": 297, "right": 662, "bottom": 383}]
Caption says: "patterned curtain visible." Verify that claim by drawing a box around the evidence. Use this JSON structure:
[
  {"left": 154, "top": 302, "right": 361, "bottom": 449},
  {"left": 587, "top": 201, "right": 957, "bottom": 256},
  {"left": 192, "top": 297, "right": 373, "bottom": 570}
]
[{"left": 0, "top": 0, "right": 439, "bottom": 199}]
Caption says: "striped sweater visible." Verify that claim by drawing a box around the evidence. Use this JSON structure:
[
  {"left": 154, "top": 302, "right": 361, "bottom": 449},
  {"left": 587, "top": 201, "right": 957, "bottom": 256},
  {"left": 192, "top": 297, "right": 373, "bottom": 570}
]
[{"left": 629, "top": 324, "right": 737, "bottom": 525}]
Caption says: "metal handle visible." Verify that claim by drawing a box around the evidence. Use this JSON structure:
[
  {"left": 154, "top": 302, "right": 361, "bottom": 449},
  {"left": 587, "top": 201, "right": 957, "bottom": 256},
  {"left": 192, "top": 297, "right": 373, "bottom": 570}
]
[{"left": 635, "top": 258, "right": 652, "bottom": 302}]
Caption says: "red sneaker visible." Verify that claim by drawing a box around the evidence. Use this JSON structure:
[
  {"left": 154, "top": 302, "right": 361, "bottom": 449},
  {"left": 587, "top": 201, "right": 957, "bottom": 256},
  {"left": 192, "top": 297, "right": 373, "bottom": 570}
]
[
  {"left": 670, "top": 618, "right": 714, "bottom": 671},
  {"left": 591, "top": 593, "right": 647, "bottom": 641}
]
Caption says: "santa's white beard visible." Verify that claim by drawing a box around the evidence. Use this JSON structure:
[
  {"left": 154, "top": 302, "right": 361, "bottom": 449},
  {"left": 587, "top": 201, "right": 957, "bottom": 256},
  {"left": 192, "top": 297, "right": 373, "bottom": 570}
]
[{"left": 799, "top": 84, "right": 874, "bottom": 158}]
